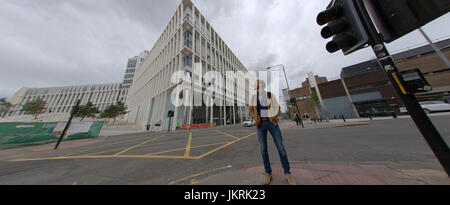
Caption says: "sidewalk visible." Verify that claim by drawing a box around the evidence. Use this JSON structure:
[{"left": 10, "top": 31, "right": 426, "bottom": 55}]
[
  {"left": 196, "top": 162, "right": 450, "bottom": 185},
  {"left": 278, "top": 120, "right": 372, "bottom": 130},
  {"left": 278, "top": 112, "right": 450, "bottom": 130}
]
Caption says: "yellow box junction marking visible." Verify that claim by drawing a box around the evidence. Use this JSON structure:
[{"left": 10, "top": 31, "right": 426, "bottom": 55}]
[
  {"left": 145, "top": 142, "right": 228, "bottom": 157},
  {"left": 113, "top": 135, "right": 164, "bottom": 156},
  {"left": 184, "top": 132, "right": 193, "bottom": 157},
  {"left": 196, "top": 132, "right": 256, "bottom": 159},
  {"left": 65, "top": 134, "right": 229, "bottom": 157},
  {"left": 9, "top": 131, "right": 257, "bottom": 162},
  {"left": 215, "top": 130, "right": 240, "bottom": 140}
]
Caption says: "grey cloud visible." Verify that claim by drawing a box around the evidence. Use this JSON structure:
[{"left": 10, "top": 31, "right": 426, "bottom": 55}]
[{"left": 1, "top": 0, "right": 449, "bottom": 101}]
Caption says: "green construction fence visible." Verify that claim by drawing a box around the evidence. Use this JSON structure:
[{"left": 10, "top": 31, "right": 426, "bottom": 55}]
[{"left": 0, "top": 121, "right": 104, "bottom": 148}]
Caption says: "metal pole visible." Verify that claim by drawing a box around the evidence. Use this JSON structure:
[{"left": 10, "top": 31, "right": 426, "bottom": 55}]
[
  {"left": 281, "top": 65, "right": 291, "bottom": 91},
  {"left": 168, "top": 116, "right": 172, "bottom": 133},
  {"left": 295, "top": 102, "right": 304, "bottom": 128},
  {"left": 189, "top": 79, "right": 193, "bottom": 132},
  {"left": 54, "top": 99, "right": 81, "bottom": 150},
  {"left": 356, "top": 0, "right": 450, "bottom": 177},
  {"left": 418, "top": 28, "right": 450, "bottom": 69},
  {"left": 268, "top": 64, "right": 305, "bottom": 127},
  {"left": 281, "top": 64, "right": 304, "bottom": 128}
]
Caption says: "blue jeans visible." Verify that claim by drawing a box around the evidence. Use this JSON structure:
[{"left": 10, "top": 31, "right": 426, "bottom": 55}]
[{"left": 257, "top": 120, "right": 291, "bottom": 175}]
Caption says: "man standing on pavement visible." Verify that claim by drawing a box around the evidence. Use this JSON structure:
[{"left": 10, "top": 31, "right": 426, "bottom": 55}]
[
  {"left": 294, "top": 113, "right": 301, "bottom": 127},
  {"left": 250, "top": 80, "right": 296, "bottom": 185}
]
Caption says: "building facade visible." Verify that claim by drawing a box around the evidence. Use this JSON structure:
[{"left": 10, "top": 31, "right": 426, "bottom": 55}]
[
  {"left": 301, "top": 75, "right": 328, "bottom": 88},
  {"left": 341, "top": 60, "right": 402, "bottom": 117},
  {"left": 122, "top": 50, "right": 150, "bottom": 89},
  {"left": 126, "top": 0, "right": 250, "bottom": 131},
  {"left": 8, "top": 83, "right": 127, "bottom": 121},
  {"left": 394, "top": 39, "right": 450, "bottom": 101},
  {"left": 287, "top": 87, "right": 319, "bottom": 120},
  {"left": 287, "top": 38, "right": 450, "bottom": 119},
  {"left": 338, "top": 38, "right": 450, "bottom": 117}
]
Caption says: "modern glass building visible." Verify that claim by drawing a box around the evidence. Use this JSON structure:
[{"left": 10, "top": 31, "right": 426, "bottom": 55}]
[{"left": 126, "top": 0, "right": 251, "bottom": 131}]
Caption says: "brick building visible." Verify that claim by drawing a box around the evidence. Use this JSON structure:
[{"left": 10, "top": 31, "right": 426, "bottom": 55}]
[{"left": 286, "top": 38, "right": 450, "bottom": 119}]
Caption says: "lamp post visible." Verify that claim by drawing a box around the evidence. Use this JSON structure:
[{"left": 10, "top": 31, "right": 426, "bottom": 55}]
[
  {"left": 267, "top": 64, "right": 290, "bottom": 91},
  {"left": 267, "top": 64, "right": 304, "bottom": 128}
]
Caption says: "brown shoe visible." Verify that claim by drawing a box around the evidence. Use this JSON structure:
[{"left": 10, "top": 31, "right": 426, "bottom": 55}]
[
  {"left": 263, "top": 173, "right": 272, "bottom": 185},
  {"left": 285, "top": 173, "right": 296, "bottom": 185}
]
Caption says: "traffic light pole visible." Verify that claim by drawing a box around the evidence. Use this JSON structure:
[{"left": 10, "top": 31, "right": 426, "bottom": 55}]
[
  {"left": 294, "top": 101, "right": 304, "bottom": 128},
  {"left": 355, "top": 0, "right": 450, "bottom": 177},
  {"left": 295, "top": 105, "right": 304, "bottom": 128},
  {"left": 284, "top": 70, "right": 304, "bottom": 128}
]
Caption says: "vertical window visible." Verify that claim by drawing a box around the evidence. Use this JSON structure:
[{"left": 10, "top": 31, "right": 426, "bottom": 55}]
[{"left": 184, "top": 55, "right": 192, "bottom": 67}]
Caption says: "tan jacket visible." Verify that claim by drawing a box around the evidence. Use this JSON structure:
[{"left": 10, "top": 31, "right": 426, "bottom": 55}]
[{"left": 249, "top": 92, "right": 280, "bottom": 127}]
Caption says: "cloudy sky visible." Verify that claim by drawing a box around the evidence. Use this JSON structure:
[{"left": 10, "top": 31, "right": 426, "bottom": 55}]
[{"left": 1, "top": 0, "right": 449, "bottom": 100}]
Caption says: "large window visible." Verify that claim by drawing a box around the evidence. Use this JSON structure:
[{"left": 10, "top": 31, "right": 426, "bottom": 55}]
[
  {"left": 348, "top": 81, "right": 391, "bottom": 92},
  {"left": 184, "top": 30, "right": 192, "bottom": 49},
  {"left": 184, "top": 13, "right": 192, "bottom": 24},
  {"left": 183, "top": 55, "right": 192, "bottom": 67},
  {"left": 127, "top": 59, "right": 137, "bottom": 68}
]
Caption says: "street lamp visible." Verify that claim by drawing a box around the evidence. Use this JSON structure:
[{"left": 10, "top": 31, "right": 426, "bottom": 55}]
[
  {"left": 267, "top": 64, "right": 304, "bottom": 128},
  {"left": 266, "top": 64, "right": 290, "bottom": 91}
]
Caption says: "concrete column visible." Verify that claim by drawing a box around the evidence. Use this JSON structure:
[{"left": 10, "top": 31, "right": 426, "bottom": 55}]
[
  {"left": 223, "top": 97, "right": 227, "bottom": 126},
  {"left": 152, "top": 96, "right": 159, "bottom": 130},
  {"left": 172, "top": 93, "right": 180, "bottom": 131},
  {"left": 210, "top": 105, "right": 213, "bottom": 124},
  {"left": 162, "top": 91, "right": 171, "bottom": 130},
  {"left": 308, "top": 72, "right": 329, "bottom": 121},
  {"left": 341, "top": 78, "right": 360, "bottom": 118},
  {"left": 232, "top": 104, "right": 236, "bottom": 124},
  {"left": 240, "top": 106, "right": 244, "bottom": 123}
]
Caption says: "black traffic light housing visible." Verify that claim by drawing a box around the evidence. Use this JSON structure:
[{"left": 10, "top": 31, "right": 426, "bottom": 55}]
[
  {"left": 317, "top": 0, "right": 369, "bottom": 55},
  {"left": 363, "top": 0, "right": 450, "bottom": 43},
  {"left": 167, "top": 110, "right": 175, "bottom": 118},
  {"left": 290, "top": 98, "right": 296, "bottom": 106}
]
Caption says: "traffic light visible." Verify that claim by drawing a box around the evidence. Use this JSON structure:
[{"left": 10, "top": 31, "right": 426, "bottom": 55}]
[
  {"left": 317, "top": 0, "right": 369, "bottom": 55},
  {"left": 290, "top": 98, "right": 296, "bottom": 106},
  {"left": 363, "top": 0, "right": 450, "bottom": 43}
]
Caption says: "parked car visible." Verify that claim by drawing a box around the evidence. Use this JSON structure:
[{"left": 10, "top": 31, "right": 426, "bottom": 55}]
[
  {"left": 243, "top": 119, "right": 256, "bottom": 127},
  {"left": 441, "top": 96, "right": 450, "bottom": 103},
  {"left": 400, "top": 101, "right": 450, "bottom": 114}
]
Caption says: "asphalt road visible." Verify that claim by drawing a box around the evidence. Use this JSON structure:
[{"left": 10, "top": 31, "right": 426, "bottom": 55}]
[{"left": 0, "top": 115, "right": 449, "bottom": 185}]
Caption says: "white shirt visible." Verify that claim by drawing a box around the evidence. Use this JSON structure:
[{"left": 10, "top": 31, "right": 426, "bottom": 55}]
[{"left": 258, "top": 92, "right": 269, "bottom": 118}]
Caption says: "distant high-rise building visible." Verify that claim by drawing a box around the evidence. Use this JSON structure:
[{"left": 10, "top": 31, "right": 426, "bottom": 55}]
[{"left": 122, "top": 50, "right": 149, "bottom": 89}]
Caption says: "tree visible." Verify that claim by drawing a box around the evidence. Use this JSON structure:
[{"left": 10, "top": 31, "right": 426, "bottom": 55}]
[
  {"left": 0, "top": 98, "right": 13, "bottom": 118},
  {"left": 75, "top": 101, "right": 100, "bottom": 121},
  {"left": 21, "top": 98, "right": 46, "bottom": 120},
  {"left": 99, "top": 102, "right": 128, "bottom": 124}
]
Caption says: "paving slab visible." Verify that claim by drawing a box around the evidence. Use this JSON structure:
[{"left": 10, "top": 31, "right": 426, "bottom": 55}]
[{"left": 195, "top": 163, "right": 450, "bottom": 185}]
